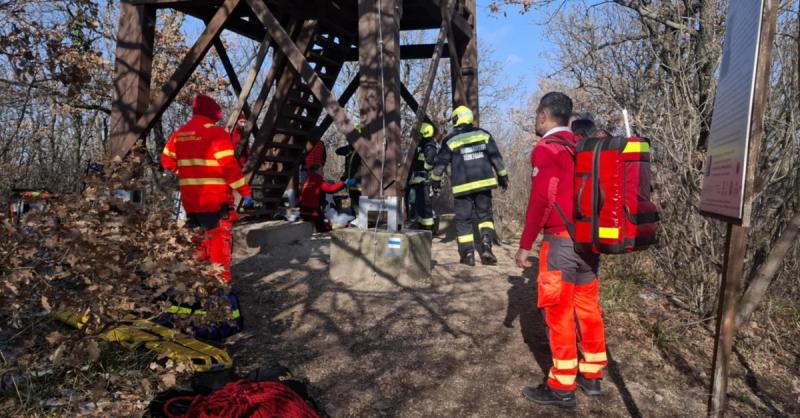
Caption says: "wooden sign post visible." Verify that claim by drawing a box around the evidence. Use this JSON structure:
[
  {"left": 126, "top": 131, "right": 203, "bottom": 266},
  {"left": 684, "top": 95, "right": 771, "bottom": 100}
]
[{"left": 699, "top": 0, "right": 779, "bottom": 416}]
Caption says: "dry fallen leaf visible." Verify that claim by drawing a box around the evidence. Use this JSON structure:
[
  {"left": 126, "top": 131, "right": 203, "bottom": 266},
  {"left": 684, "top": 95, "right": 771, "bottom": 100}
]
[
  {"left": 45, "top": 331, "right": 68, "bottom": 346},
  {"left": 49, "top": 343, "right": 67, "bottom": 364},
  {"left": 86, "top": 340, "right": 101, "bottom": 362},
  {"left": 160, "top": 373, "right": 176, "bottom": 388},
  {"left": 40, "top": 296, "right": 52, "bottom": 312}
]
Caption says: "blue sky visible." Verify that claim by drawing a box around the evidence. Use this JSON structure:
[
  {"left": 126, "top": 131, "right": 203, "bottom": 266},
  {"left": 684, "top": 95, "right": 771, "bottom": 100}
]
[{"left": 475, "top": 0, "right": 558, "bottom": 103}]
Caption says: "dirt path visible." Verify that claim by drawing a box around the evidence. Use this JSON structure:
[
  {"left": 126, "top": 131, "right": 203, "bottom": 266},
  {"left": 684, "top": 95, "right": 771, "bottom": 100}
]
[{"left": 230, "top": 234, "right": 797, "bottom": 417}]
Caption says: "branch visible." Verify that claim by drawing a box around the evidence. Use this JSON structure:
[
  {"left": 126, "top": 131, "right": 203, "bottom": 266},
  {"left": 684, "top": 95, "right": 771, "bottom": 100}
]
[
  {"left": 613, "top": 0, "right": 700, "bottom": 36},
  {"left": 545, "top": 32, "right": 650, "bottom": 78}
]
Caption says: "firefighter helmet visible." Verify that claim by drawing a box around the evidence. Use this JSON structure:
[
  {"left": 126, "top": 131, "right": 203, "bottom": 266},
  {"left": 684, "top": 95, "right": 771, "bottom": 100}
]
[
  {"left": 451, "top": 106, "right": 474, "bottom": 127},
  {"left": 420, "top": 122, "right": 435, "bottom": 139}
]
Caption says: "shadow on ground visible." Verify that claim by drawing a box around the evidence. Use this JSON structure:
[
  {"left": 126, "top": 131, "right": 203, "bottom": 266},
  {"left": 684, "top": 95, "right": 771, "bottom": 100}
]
[{"left": 228, "top": 235, "right": 797, "bottom": 417}]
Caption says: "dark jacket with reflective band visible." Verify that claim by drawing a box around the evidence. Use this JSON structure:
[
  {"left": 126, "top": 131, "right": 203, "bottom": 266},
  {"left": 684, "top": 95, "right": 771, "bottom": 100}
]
[
  {"left": 431, "top": 126, "right": 507, "bottom": 197},
  {"left": 409, "top": 139, "right": 438, "bottom": 185},
  {"left": 335, "top": 144, "right": 362, "bottom": 190}
]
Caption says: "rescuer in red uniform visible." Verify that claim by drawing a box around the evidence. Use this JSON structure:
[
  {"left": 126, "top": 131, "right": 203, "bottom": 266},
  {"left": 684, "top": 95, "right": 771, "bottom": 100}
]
[
  {"left": 515, "top": 92, "right": 607, "bottom": 409},
  {"left": 162, "top": 94, "right": 254, "bottom": 283},
  {"left": 230, "top": 112, "right": 250, "bottom": 167}
]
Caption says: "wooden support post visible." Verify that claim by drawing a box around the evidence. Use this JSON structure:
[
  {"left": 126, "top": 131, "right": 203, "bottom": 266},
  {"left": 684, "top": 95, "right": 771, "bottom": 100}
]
[
  {"left": 357, "top": 0, "right": 403, "bottom": 198},
  {"left": 114, "top": 0, "right": 240, "bottom": 160},
  {"left": 221, "top": 35, "right": 271, "bottom": 132},
  {"left": 449, "top": 0, "right": 478, "bottom": 124},
  {"left": 398, "top": 82, "right": 423, "bottom": 113},
  {"left": 107, "top": 3, "right": 155, "bottom": 160},
  {"left": 445, "top": 21, "right": 466, "bottom": 113},
  {"left": 312, "top": 73, "right": 361, "bottom": 138},
  {"left": 708, "top": 1, "right": 778, "bottom": 416},
  {"left": 709, "top": 223, "right": 748, "bottom": 417},
  {"left": 244, "top": 0, "right": 382, "bottom": 183},
  {"left": 398, "top": 0, "right": 456, "bottom": 199},
  {"left": 213, "top": 38, "right": 261, "bottom": 139}
]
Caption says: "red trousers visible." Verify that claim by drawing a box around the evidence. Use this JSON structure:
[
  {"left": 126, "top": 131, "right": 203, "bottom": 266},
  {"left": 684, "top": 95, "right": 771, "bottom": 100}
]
[
  {"left": 538, "top": 232, "right": 607, "bottom": 391},
  {"left": 194, "top": 218, "right": 234, "bottom": 282}
]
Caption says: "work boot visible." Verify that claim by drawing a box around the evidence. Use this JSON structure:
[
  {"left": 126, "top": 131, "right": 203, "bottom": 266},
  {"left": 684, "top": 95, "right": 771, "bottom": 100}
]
[
  {"left": 459, "top": 251, "right": 475, "bottom": 266},
  {"left": 479, "top": 236, "right": 497, "bottom": 265},
  {"left": 577, "top": 375, "right": 602, "bottom": 397},
  {"left": 522, "top": 384, "right": 576, "bottom": 409}
]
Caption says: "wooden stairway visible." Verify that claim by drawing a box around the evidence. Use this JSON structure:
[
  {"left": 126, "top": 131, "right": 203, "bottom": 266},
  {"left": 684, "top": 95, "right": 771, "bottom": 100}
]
[{"left": 244, "top": 20, "right": 354, "bottom": 214}]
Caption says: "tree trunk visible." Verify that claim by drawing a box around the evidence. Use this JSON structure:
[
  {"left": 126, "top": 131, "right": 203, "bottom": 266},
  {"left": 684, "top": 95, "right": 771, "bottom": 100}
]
[{"left": 734, "top": 212, "right": 800, "bottom": 331}]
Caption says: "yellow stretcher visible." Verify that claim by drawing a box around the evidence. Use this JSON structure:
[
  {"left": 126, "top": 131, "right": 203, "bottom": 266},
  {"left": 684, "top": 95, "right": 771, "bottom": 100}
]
[{"left": 52, "top": 310, "right": 233, "bottom": 372}]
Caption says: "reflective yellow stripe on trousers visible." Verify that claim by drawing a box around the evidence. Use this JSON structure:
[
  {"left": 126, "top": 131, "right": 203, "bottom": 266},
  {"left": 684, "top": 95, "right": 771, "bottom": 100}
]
[{"left": 457, "top": 234, "right": 474, "bottom": 244}]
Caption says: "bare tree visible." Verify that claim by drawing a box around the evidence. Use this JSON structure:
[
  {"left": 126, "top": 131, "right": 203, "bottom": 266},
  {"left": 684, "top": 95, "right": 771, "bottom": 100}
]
[{"left": 493, "top": 1, "right": 800, "bottom": 322}]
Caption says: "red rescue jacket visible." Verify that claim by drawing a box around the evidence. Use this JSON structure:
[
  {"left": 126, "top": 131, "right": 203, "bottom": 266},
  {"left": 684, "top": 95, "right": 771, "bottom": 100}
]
[
  {"left": 299, "top": 171, "right": 344, "bottom": 216},
  {"left": 162, "top": 115, "right": 252, "bottom": 215},
  {"left": 519, "top": 129, "right": 575, "bottom": 251}
]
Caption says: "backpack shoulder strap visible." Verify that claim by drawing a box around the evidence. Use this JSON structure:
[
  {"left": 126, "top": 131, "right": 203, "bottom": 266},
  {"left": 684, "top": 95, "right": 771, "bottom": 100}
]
[
  {"left": 543, "top": 135, "right": 577, "bottom": 240},
  {"left": 543, "top": 139, "right": 576, "bottom": 159}
]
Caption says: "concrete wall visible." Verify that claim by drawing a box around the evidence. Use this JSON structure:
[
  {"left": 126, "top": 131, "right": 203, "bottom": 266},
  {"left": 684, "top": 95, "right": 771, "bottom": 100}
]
[{"left": 330, "top": 229, "right": 432, "bottom": 283}]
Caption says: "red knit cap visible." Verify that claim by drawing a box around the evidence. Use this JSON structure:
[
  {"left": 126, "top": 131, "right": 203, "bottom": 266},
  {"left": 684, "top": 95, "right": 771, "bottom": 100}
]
[{"left": 192, "top": 94, "right": 222, "bottom": 122}]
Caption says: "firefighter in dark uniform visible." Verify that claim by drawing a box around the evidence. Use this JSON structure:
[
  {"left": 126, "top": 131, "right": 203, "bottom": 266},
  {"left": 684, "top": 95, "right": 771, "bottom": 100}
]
[
  {"left": 431, "top": 106, "right": 508, "bottom": 266},
  {"left": 335, "top": 123, "right": 363, "bottom": 215},
  {"left": 407, "top": 122, "right": 439, "bottom": 231}
]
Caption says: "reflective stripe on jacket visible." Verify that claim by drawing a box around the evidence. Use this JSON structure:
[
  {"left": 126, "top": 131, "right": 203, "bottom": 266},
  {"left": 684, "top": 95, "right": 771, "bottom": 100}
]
[
  {"left": 431, "top": 126, "right": 507, "bottom": 197},
  {"left": 162, "top": 115, "right": 252, "bottom": 214},
  {"left": 409, "top": 139, "right": 438, "bottom": 185}
]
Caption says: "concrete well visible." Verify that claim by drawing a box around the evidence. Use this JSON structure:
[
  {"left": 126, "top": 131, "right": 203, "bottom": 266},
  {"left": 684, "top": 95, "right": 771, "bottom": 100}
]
[{"left": 330, "top": 228, "right": 432, "bottom": 283}]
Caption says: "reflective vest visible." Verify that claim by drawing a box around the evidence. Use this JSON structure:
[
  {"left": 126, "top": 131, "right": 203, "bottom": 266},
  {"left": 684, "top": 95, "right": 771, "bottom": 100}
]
[
  {"left": 431, "top": 126, "right": 508, "bottom": 197},
  {"left": 162, "top": 115, "right": 252, "bottom": 214},
  {"left": 408, "top": 139, "right": 438, "bottom": 185}
]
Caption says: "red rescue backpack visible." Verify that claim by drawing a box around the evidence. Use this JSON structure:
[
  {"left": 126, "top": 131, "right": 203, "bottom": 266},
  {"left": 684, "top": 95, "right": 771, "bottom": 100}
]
[{"left": 551, "top": 135, "right": 659, "bottom": 254}]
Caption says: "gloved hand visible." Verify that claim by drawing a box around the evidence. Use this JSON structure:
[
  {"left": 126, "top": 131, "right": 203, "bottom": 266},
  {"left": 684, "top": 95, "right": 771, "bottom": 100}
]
[
  {"left": 241, "top": 196, "right": 254, "bottom": 209},
  {"left": 345, "top": 178, "right": 358, "bottom": 187},
  {"left": 498, "top": 175, "right": 509, "bottom": 191},
  {"left": 430, "top": 180, "right": 442, "bottom": 197}
]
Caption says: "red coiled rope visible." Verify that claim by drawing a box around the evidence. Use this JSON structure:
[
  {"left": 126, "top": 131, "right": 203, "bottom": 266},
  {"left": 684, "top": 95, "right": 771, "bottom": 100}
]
[{"left": 164, "top": 380, "right": 319, "bottom": 418}]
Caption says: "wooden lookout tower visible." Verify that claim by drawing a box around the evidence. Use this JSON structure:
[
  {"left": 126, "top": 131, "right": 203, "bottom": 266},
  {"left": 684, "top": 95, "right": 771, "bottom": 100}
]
[{"left": 107, "top": 0, "right": 479, "bottom": 223}]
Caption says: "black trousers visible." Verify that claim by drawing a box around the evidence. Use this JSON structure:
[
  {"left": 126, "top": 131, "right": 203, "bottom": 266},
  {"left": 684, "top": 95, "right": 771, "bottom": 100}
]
[
  {"left": 410, "top": 182, "right": 435, "bottom": 230},
  {"left": 454, "top": 190, "right": 496, "bottom": 254},
  {"left": 348, "top": 188, "right": 361, "bottom": 217}
]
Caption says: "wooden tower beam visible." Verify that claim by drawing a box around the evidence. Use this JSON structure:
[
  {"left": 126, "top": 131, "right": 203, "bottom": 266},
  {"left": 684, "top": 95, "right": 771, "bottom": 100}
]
[
  {"left": 357, "top": 0, "right": 403, "bottom": 198},
  {"left": 107, "top": 3, "right": 156, "bottom": 160}
]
